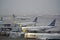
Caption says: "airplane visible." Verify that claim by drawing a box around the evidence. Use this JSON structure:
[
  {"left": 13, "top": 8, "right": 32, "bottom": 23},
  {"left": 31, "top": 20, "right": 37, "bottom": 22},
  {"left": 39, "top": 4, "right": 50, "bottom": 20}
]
[
  {"left": 25, "top": 33, "right": 60, "bottom": 39},
  {"left": 12, "top": 14, "right": 30, "bottom": 20},
  {"left": 11, "top": 14, "right": 38, "bottom": 27},
  {"left": 22, "top": 19, "right": 56, "bottom": 33},
  {"left": 16, "top": 16, "right": 30, "bottom": 20},
  {"left": 16, "top": 17, "right": 38, "bottom": 27}
]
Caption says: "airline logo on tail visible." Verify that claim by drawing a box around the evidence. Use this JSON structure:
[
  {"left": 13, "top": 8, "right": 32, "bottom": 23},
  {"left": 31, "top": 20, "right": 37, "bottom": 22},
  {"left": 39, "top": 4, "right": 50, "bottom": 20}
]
[{"left": 48, "top": 19, "right": 56, "bottom": 26}]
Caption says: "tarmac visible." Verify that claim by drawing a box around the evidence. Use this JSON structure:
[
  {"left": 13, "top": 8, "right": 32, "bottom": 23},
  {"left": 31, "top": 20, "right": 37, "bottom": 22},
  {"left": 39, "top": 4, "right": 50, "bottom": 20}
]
[{"left": 0, "top": 36, "right": 40, "bottom": 40}]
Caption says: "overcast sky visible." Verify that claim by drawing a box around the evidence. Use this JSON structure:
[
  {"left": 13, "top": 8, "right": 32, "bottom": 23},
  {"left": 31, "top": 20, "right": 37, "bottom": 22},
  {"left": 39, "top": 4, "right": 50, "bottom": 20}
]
[{"left": 0, "top": 0, "right": 60, "bottom": 16}]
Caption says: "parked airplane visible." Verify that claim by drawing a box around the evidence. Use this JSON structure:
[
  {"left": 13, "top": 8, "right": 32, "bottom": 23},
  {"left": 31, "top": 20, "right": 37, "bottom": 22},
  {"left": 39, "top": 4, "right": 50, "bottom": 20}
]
[
  {"left": 11, "top": 14, "right": 38, "bottom": 27},
  {"left": 25, "top": 33, "right": 60, "bottom": 39},
  {"left": 16, "top": 16, "right": 30, "bottom": 20},
  {"left": 16, "top": 17, "right": 38, "bottom": 27},
  {"left": 22, "top": 19, "right": 56, "bottom": 32}
]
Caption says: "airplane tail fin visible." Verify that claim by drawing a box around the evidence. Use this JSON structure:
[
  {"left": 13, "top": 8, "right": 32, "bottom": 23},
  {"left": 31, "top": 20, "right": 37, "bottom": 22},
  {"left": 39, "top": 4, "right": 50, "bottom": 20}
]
[
  {"left": 33, "top": 17, "right": 38, "bottom": 22},
  {"left": 12, "top": 14, "right": 16, "bottom": 18},
  {"left": 0, "top": 17, "right": 3, "bottom": 21},
  {"left": 48, "top": 19, "right": 56, "bottom": 26}
]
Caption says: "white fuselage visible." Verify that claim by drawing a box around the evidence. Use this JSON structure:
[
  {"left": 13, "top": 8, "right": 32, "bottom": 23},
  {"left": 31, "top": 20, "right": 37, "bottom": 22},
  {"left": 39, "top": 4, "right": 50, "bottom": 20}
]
[
  {"left": 22, "top": 26, "right": 55, "bottom": 31},
  {"left": 17, "top": 22, "right": 35, "bottom": 27},
  {"left": 25, "top": 33, "right": 60, "bottom": 39}
]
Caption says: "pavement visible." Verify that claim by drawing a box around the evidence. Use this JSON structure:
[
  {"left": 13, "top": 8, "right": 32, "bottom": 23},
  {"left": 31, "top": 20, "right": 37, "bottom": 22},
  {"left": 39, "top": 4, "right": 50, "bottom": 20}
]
[{"left": 0, "top": 36, "right": 40, "bottom": 40}]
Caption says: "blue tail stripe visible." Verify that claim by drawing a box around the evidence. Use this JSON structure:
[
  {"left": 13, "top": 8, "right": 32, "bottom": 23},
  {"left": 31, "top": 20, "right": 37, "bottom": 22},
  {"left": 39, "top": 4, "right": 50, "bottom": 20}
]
[
  {"left": 48, "top": 19, "right": 56, "bottom": 26},
  {"left": 33, "top": 17, "right": 38, "bottom": 22}
]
